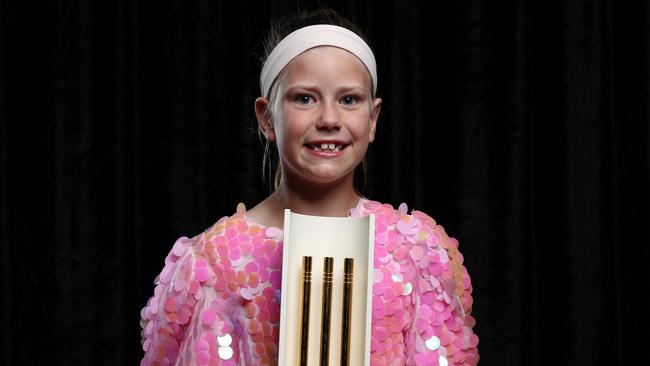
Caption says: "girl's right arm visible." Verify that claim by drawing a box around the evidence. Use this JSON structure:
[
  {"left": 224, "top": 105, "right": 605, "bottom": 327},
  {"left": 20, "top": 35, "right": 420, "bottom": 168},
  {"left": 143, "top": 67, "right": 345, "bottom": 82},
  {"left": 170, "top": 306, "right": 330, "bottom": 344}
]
[{"left": 140, "top": 236, "right": 238, "bottom": 366}]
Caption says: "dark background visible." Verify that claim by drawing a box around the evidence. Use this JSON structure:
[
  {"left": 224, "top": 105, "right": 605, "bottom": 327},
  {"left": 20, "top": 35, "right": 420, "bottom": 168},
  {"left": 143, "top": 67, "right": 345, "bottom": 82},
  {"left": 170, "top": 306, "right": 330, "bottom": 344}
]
[{"left": 1, "top": 0, "right": 648, "bottom": 365}]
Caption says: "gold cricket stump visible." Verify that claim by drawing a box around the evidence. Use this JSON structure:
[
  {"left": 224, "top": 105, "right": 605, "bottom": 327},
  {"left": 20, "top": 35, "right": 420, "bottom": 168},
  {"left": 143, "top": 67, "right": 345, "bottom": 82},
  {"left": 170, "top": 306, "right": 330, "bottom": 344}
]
[
  {"left": 340, "top": 257, "right": 354, "bottom": 366},
  {"left": 319, "top": 257, "right": 334, "bottom": 366},
  {"left": 298, "top": 256, "right": 312, "bottom": 366}
]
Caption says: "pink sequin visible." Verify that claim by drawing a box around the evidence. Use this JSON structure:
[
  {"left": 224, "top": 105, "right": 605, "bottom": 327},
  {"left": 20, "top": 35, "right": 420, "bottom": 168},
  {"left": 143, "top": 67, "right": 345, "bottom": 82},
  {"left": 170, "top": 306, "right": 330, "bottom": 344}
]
[
  {"left": 202, "top": 310, "right": 216, "bottom": 325},
  {"left": 410, "top": 245, "right": 424, "bottom": 261},
  {"left": 196, "top": 351, "right": 210, "bottom": 365},
  {"left": 240, "top": 287, "right": 254, "bottom": 301},
  {"left": 163, "top": 297, "right": 176, "bottom": 312},
  {"left": 225, "top": 227, "right": 237, "bottom": 239},
  {"left": 195, "top": 267, "right": 210, "bottom": 282}
]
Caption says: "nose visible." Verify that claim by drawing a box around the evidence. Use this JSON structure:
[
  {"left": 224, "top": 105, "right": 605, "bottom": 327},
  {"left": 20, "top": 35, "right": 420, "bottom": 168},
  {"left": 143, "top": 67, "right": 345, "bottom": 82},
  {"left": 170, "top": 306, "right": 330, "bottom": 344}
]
[{"left": 316, "top": 100, "right": 341, "bottom": 130}]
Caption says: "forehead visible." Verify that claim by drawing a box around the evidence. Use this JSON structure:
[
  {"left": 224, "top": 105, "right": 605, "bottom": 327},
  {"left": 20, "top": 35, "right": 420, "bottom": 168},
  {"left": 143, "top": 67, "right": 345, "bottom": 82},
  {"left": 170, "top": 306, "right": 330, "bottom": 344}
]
[{"left": 283, "top": 46, "right": 372, "bottom": 86}]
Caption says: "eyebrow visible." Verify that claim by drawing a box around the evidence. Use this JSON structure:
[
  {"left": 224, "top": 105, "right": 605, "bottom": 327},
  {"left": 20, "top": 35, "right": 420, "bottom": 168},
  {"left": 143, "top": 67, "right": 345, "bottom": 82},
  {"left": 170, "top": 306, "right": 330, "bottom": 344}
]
[{"left": 284, "top": 83, "right": 368, "bottom": 94}]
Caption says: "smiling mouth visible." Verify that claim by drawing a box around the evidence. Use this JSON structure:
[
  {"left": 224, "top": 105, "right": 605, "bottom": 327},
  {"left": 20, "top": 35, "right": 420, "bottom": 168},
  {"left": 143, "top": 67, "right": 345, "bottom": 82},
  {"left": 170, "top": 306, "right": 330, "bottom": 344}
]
[{"left": 305, "top": 143, "right": 348, "bottom": 153}]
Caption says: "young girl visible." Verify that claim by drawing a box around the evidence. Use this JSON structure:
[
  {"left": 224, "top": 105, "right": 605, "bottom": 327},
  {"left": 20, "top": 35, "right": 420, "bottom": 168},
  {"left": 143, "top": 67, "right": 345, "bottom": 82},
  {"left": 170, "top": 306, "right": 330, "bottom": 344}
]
[{"left": 140, "top": 8, "right": 479, "bottom": 366}]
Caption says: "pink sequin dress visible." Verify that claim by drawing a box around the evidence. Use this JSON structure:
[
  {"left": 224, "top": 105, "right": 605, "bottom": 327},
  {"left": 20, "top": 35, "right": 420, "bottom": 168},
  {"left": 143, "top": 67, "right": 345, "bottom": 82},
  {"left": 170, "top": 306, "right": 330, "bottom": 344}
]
[{"left": 140, "top": 198, "right": 479, "bottom": 366}]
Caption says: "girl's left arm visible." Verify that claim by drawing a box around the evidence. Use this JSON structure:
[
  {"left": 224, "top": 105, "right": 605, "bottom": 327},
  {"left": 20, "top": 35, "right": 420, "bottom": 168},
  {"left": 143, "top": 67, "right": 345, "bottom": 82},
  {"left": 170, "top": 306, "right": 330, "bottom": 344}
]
[{"left": 404, "top": 213, "right": 480, "bottom": 366}]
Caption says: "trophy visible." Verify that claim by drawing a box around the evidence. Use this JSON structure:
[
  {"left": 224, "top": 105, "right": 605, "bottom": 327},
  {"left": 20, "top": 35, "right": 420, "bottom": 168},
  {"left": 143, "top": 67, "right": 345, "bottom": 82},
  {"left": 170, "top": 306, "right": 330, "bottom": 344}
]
[{"left": 279, "top": 211, "right": 375, "bottom": 366}]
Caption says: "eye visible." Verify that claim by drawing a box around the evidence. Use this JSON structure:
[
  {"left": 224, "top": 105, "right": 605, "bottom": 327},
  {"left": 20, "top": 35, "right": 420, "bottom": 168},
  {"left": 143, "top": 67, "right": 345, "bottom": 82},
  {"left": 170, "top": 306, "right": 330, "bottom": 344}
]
[
  {"left": 340, "top": 96, "right": 357, "bottom": 105},
  {"left": 296, "top": 94, "right": 313, "bottom": 105}
]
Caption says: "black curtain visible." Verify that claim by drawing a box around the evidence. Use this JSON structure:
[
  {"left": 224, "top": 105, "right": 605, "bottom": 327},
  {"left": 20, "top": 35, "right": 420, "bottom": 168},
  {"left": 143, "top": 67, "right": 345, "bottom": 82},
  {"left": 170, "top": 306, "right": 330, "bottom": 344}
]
[{"left": 1, "top": 1, "right": 648, "bottom": 365}]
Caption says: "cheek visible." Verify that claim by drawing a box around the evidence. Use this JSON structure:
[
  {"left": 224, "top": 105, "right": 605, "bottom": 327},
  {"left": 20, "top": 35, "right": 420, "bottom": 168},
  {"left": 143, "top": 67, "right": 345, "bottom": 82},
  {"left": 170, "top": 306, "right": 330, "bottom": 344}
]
[
  {"left": 274, "top": 123, "right": 299, "bottom": 154},
  {"left": 352, "top": 113, "right": 374, "bottom": 138},
  {"left": 278, "top": 111, "right": 310, "bottom": 140}
]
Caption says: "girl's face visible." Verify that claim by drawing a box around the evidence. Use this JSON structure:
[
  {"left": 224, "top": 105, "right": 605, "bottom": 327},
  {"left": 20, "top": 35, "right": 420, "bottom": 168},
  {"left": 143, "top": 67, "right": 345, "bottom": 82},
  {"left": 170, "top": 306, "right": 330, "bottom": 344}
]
[{"left": 258, "top": 46, "right": 382, "bottom": 188}]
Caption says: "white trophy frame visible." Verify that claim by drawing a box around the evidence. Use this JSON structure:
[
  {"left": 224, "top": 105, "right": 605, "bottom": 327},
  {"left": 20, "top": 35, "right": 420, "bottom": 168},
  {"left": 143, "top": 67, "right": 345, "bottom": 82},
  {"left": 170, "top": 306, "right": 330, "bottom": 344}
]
[{"left": 278, "top": 210, "right": 375, "bottom": 366}]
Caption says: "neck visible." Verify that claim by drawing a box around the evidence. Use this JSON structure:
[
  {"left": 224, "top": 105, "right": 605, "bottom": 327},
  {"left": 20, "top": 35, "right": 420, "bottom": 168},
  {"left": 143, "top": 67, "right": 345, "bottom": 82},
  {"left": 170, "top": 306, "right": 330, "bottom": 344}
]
[
  {"left": 245, "top": 171, "right": 363, "bottom": 229},
  {"left": 270, "top": 174, "right": 360, "bottom": 219}
]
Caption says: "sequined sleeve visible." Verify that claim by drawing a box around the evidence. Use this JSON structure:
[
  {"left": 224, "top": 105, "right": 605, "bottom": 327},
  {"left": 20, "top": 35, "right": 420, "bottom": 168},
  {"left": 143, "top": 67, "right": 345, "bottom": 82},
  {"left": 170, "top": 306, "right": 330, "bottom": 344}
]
[
  {"left": 140, "top": 234, "right": 240, "bottom": 365},
  {"left": 404, "top": 211, "right": 480, "bottom": 366}
]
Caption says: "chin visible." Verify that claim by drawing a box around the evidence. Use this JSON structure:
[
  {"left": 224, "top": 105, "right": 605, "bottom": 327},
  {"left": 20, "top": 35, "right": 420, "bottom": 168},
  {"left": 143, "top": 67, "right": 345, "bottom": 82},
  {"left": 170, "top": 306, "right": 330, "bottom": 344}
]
[{"left": 304, "top": 172, "right": 352, "bottom": 186}]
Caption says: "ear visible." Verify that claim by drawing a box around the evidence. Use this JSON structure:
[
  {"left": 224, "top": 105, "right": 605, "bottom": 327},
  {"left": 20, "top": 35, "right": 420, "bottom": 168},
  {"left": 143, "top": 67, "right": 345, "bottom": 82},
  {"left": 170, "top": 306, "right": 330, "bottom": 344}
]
[
  {"left": 255, "top": 97, "right": 276, "bottom": 142},
  {"left": 368, "top": 97, "right": 382, "bottom": 143}
]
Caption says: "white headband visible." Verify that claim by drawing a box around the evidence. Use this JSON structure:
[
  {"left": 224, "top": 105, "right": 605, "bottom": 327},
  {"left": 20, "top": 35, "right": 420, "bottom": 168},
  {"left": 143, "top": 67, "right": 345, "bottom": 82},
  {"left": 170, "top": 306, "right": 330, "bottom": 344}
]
[{"left": 260, "top": 24, "right": 377, "bottom": 97}]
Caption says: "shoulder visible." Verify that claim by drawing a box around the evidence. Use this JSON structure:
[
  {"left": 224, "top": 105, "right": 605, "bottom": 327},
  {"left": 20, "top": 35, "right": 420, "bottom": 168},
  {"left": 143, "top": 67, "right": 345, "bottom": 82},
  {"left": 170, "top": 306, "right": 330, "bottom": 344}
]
[
  {"left": 357, "top": 198, "right": 474, "bottom": 313},
  {"left": 187, "top": 203, "right": 272, "bottom": 248},
  {"left": 353, "top": 198, "right": 457, "bottom": 248}
]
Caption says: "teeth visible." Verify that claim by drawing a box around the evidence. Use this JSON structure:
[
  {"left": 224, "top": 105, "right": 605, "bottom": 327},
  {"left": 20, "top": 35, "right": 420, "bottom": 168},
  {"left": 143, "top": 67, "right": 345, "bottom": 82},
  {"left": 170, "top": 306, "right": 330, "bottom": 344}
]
[{"left": 312, "top": 143, "right": 343, "bottom": 152}]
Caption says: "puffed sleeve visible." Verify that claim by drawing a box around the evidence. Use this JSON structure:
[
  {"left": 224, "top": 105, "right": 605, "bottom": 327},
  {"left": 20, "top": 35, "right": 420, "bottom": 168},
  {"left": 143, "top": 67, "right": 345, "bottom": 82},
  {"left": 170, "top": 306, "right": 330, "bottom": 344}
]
[
  {"left": 140, "top": 234, "right": 241, "bottom": 366},
  {"left": 404, "top": 211, "right": 479, "bottom": 366}
]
